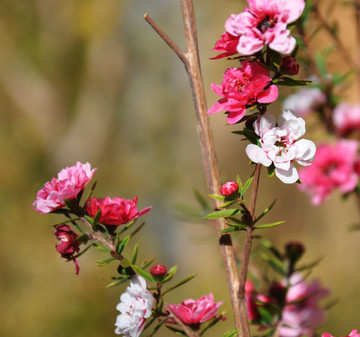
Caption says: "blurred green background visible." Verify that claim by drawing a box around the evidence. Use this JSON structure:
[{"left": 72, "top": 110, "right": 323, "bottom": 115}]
[{"left": 0, "top": 0, "right": 359, "bottom": 336}]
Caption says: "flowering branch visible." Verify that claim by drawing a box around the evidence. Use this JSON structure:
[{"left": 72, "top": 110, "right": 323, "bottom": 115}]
[{"left": 144, "top": 0, "right": 244, "bottom": 334}]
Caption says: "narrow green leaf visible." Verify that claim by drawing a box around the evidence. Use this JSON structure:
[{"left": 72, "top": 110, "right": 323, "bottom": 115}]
[
  {"left": 94, "top": 244, "right": 111, "bottom": 253},
  {"left": 258, "top": 307, "right": 273, "bottom": 325},
  {"left": 208, "top": 194, "right": 225, "bottom": 201},
  {"left": 131, "top": 244, "right": 139, "bottom": 264},
  {"left": 296, "top": 257, "right": 324, "bottom": 272},
  {"left": 254, "top": 221, "right": 284, "bottom": 229},
  {"left": 131, "top": 264, "right": 154, "bottom": 283},
  {"left": 97, "top": 257, "right": 116, "bottom": 267},
  {"left": 315, "top": 52, "right": 327, "bottom": 78},
  {"left": 218, "top": 200, "right": 236, "bottom": 208},
  {"left": 220, "top": 227, "right": 245, "bottom": 233},
  {"left": 93, "top": 209, "right": 102, "bottom": 228},
  {"left": 267, "top": 164, "right": 275, "bottom": 177},
  {"left": 52, "top": 217, "right": 81, "bottom": 226},
  {"left": 162, "top": 274, "right": 196, "bottom": 296},
  {"left": 162, "top": 265, "right": 178, "bottom": 283},
  {"left": 254, "top": 199, "right": 277, "bottom": 224},
  {"left": 277, "top": 77, "right": 312, "bottom": 86},
  {"left": 165, "top": 325, "right": 187, "bottom": 336},
  {"left": 240, "top": 176, "right": 254, "bottom": 198},
  {"left": 222, "top": 330, "right": 241, "bottom": 337},
  {"left": 141, "top": 257, "right": 155, "bottom": 269},
  {"left": 262, "top": 254, "right": 285, "bottom": 275},
  {"left": 236, "top": 175, "right": 242, "bottom": 190},
  {"left": 205, "top": 209, "right": 242, "bottom": 220},
  {"left": 194, "top": 189, "right": 209, "bottom": 211},
  {"left": 106, "top": 277, "right": 130, "bottom": 288},
  {"left": 117, "top": 235, "right": 130, "bottom": 255}
]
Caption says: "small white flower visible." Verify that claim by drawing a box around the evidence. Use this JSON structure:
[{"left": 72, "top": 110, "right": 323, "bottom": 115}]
[
  {"left": 246, "top": 109, "right": 316, "bottom": 184},
  {"left": 115, "top": 275, "right": 153, "bottom": 337}
]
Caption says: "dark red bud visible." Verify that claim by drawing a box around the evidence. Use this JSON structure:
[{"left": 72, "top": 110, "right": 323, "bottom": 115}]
[
  {"left": 281, "top": 56, "right": 299, "bottom": 75},
  {"left": 150, "top": 265, "right": 167, "bottom": 280},
  {"left": 285, "top": 241, "right": 305, "bottom": 264}
]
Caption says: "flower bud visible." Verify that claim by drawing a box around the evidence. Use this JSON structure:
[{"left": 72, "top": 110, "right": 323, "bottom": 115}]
[
  {"left": 281, "top": 56, "right": 299, "bottom": 75},
  {"left": 285, "top": 241, "right": 305, "bottom": 264},
  {"left": 150, "top": 264, "right": 167, "bottom": 281},
  {"left": 220, "top": 181, "right": 239, "bottom": 196}
]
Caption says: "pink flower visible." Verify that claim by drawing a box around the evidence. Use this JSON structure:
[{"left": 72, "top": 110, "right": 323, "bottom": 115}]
[
  {"left": 298, "top": 140, "right": 360, "bottom": 205},
  {"left": 169, "top": 293, "right": 223, "bottom": 326},
  {"left": 245, "top": 281, "right": 260, "bottom": 321},
  {"left": 115, "top": 275, "right": 154, "bottom": 337},
  {"left": 150, "top": 265, "right": 167, "bottom": 279},
  {"left": 54, "top": 224, "right": 80, "bottom": 275},
  {"left": 282, "top": 87, "right": 326, "bottom": 117},
  {"left": 246, "top": 110, "right": 316, "bottom": 183},
  {"left": 220, "top": 181, "right": 239, "bottom": 196},
  {"left": 33, "top": 162, "right": 97, "bottom": 214},
  {"left": 208, "top": 58, "right": 278, "bottom": 124},
  {"left": 222, "top": 0, "right": 305, "bottom": 55},
  {"left": 322, "top": 330, "right": 360, "bottom": 337},
  {"left": 86, "top": 196, "right": 151, "bottom": 226},
  {"left": 279, "top": 273, "right": 329, "bottom": 337},
  {"left": 211, "top": 32, "right": 239, "bottom": 60},
  {"left": 333, "top": 103, "right": 360, "bottom": 137}
]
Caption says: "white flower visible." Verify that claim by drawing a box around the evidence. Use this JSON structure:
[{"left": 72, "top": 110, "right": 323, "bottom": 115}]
[
  {"left": 115, "top": 275, "right": 154, "bottom": 337},
  {"left": 246, "top": 109, "right": 316, "bottom": 184}
]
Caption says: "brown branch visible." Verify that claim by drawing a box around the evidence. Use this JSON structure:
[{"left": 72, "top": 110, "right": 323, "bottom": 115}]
[{"left": 145, "top": 1, "right": 244, "bottom": 335}]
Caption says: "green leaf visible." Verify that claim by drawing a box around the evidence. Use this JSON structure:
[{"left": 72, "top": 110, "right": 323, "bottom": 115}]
[
  {"left": 116, "top": 235, "right": 130, "bottom": 255},
  {"left": 255, "top": 221, "right": 284, "bottom": 229},
  {"left": 131, "top": 244, "right": 139, "bottom": 264},
  {"left": 161, "top": 265, "right": 178, "bottom": 283},
  {"left": 222, "top": 330, "right": 241, "bottom": 337},
  {"left": 106, "top": 277, "right": 130, "bottom": 288},
  {"left": 141, "top": 257, "right": 155, "bottom": 269},
  {"left": 296, "top": 257, "right": 324, "bottom": 272},
  {"left": 131, "top": 264, "right": 154, "bottom": 283},
  {"left": 262, "top": 254, "right": 286, "bottom": 276},
  {"left": 162, "top": 274, "right": 196, "bottom": 296},
  {"left": 165, "top": 325, "right": 187, "bottom": 336},
  {"left": 258, "top": 306, "right": 274, "bottom": 325},
  {"left": 236, "top": 175, "right": 242, "bottom": 190},
  {"left": 267, "top": 164, "right": 275, "bottom": 177},
  {"left": 208, "top": 194, "right": 226, "bottom": 201},
  {"left": 277, "top": 77, "right": 312, "bottom": 86},
  {"left": 97, "top": 257, "right": 116, "bottom": 267},
  {"left": 194, "top": 189, "right": 209, "bottom": 211},
  {"left": 218, "top": 200, "right": 236, "bottom": 208},
  {"left": 94, "top": 244, "right": 111, "bottom": 253},
  {"left": 261, "top": 240, "right": 284, "bottom": 261},
  {"left": 205, "top": 208, "right": 242, "bottom": 220},
  {"left": 220, "top": 227, "right": 246, "bottom": 233},
  {"left": 52, "top": 217, "right": 81, "bottom": 226},
  {"left": 240, "top": 175, "right": 254, "bottom": 198},
  {"left": 254, "top": 200, "right": 277, "bottom": 224},
  {"left": 200, "top": 312, "right": 226, "bottom": 336}
]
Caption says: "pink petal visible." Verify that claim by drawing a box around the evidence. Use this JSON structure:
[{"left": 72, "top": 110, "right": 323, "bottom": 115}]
[{"left": 257, "top": 84, "right": 279, "bottom": 103}]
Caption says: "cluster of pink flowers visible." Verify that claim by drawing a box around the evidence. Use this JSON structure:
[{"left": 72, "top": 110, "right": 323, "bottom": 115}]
[
  {"left": 246, "top": 273, "right": 329, "bottom": 337},
  {"left": 115, "top": 275, "right": 154, "bottom": 337},
  {"left": 169, "top": 293, "right": 224, "bottom": 327},
  {"left": 33, "top": 162, "right": 96, "bottom": 214},
  {"left": 333, "top": 103, "right": 360, "bottom": 137},
  {"left": 208, "top": 58, "right": 278, "bottom": 124},
  {"left": 298, "top": 140, "right": 360, "bottom": 205},
  {"left": 246, "top": 109, "right": 316, "bottom": 183},
  {"left": 86, "top": 196, "right": 151, "bottom": 226},
  {"left": 213, "top": 0, "right": 305, "bottom": 57}
]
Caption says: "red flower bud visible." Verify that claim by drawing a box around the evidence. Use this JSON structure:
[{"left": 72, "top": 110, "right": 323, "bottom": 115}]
[
  {"left": 150, "top": 265, "right": 167, "bottom": 280},
  {"left": 220, "top": 181, "right": 239, "bottom": 196},
  {"left": 285, "top": 241, "right": 305, "bottom": 264},
  {"left": 281, "top": 56, "right": 299, "bottom": 75},
  {"left": 54, "top": 224, "right": 80, "bottom": 274}
]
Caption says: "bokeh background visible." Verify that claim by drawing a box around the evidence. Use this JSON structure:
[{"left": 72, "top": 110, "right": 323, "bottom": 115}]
[{"left": 0, "top": 0, "right": 359, "bottom": 336}]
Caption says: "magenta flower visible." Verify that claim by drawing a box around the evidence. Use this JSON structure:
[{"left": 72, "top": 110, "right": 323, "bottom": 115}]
[
  {"left": 169, "top": 293, "right": 224, "bottom": 326},
  {"left": 323, "top": 330, "right": 360, "bottom": 337},
  {"left": 208, "top": 58, "right": 278, "bottom": 124},
  {"left": 33, "top": 162, "right": 97, "bottom": 214},
  {"left": 54, "top": 224, "right": 80, "bottom": 274},
  {"left": 333, "top": 103, "right": 360, "bottom": 137},
  {"left": 86, "top": 196, "right": 151, "bottom": 226},
  {"left": 279, "top": 273, "right": 329, "bottom": 337},
  {"left": 246, "top": 110, "right": 316, "bottom": 184},
  {"left": 298, "top": 140, "right": 360, "bottom": 205},
  {"left": 210, "top": 32, "right": 239, "bottom": 60},
  {"left": 221, "top": 0, "right": 305, "bottom": 56}
]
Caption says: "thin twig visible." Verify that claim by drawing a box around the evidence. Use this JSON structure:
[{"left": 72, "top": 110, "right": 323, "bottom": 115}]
[
  {"left": 145, "top": 1, "right": 244, "bottom": 334},
  {"left": 164, "top": 303, "right": 197, "bottom": 337}
]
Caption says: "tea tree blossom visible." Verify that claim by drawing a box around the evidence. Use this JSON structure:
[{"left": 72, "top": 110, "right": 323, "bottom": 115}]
[
  {"left": 220, "top": 181, "right": 239, "bottom": 196},
  {"left": 282, "top": 87, "right": 326, "bottom": 117},
  {"left": 169, "top": 293, "right": 223, "bottom": 326},
  {"left": 246, "top": 109, "right": 316, "bottom": 184},
  {"left": 208, "top": 58, "right": 278, "bottom": 124},
  {"left": 86, "top": 196, "right": 151, "bottom": 226},
  {"left": 279, "top": 273, "right": 329, "bottom": 337},
  {"left": 54, "top": 224, "right": 80, "bottom": 275},
  {"left": 115, "top": 275, "right": 154, "bottom": 337},
  {"left": 218, "top": 0, "right": 305, "bottom": 56},
  {"left": 322, "top": 330, "right": 360, "bottom": 337},
  {"left": 333, "top": 103, "right": 360, "bottom": 137},
  {"left": 298, "top": 140, "right": 360, "bottom": 205},
  {"left": 33, "top": 162, "right": 96, "bottom": 214}
]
